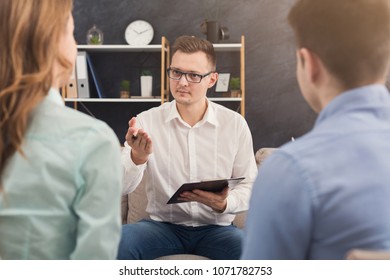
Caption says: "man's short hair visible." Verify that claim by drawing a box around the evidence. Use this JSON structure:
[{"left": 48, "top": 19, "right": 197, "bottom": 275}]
[
  {"left": 288, "top": 0, "right": 390, "bottom": 88},
  {"left": 171, "top": 35, "right": 217, "bottom": 71}
]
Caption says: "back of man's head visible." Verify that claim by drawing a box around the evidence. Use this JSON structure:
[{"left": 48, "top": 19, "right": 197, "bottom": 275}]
[{"left": 288, "top": 0, "right": 390, "bottom": 89}]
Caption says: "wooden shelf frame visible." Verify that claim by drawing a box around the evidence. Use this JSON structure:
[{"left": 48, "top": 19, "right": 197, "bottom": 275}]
[
  {"left": 211, "top": 36, "right": 245, "bottom": 116},
  {"left": 240, "top": 35, "right": 245, "bottom": 117},
  {"left": 64, "top": 36, "right": 170, "bottom": 106},
  {"left": 63, "top": 36, "right": 245, "bottom": 116}
]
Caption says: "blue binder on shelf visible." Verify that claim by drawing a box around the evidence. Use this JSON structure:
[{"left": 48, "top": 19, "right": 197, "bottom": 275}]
[
  {"left": 86, "top": 53, "right": 104, "bottom": 98},
  {"left": 75, "top": 51, "right": 90, "bottom": 98}
]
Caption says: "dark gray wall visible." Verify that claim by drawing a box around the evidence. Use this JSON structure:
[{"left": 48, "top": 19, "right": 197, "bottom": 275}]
[{"left": 72, "top": 0, "right": 317, "bottom": 150}]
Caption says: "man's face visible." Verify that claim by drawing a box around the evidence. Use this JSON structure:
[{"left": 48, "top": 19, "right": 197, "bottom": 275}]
[{"left": 169, "top": 51, "right": 217, "bottom": 107}]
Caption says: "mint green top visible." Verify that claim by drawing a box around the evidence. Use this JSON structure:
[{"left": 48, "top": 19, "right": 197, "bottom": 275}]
[{"left": 0, "top": 89, "right": 122, "bottom": 259}]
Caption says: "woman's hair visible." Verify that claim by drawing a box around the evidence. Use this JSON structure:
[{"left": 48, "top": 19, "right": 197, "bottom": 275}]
[
  {"left": 288, "top": 0, "right": 390, "bottom": 89},
  {"left": 171, "top": 35, "right": 217, "bottom": 71},
  {"left": 0, "top": 0, "right": 73, "bottom": 188}
]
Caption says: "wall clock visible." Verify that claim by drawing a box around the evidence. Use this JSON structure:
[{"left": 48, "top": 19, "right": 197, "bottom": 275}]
[{"left": 125, "top": 20, "right": 154, "bottom": 45}]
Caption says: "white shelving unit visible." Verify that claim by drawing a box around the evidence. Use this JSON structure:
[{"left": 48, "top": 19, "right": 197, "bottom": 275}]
[
  {"left": 208, "top": 97, "right": 242, "bottom": 102},
  {"left": 211, "top": 36, "right": 245, "bottom": 116},
  {"left": 63, "top": 36, "right": 170, "bottom": 104},
  {"left": 63, "top": 36, "right": 245, "bottom": 116},
  {"left": 75, "top": 45, "right": 168, "bottom": 52},
  {"left": 213, "top": 43, "right": 242, "bottom": 51},
  {"left": 65, "top": 98, "right": 162, "bottom": 103}
]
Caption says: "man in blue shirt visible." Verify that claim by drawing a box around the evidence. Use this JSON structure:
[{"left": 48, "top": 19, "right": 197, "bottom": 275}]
[{"left": 241, "top": 0, "right": 390, "bottom": 259}]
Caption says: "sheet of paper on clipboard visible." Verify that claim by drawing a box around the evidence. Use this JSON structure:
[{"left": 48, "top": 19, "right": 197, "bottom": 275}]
[{"left": 167, "top": 177, "right": 245, "bottom": 204}]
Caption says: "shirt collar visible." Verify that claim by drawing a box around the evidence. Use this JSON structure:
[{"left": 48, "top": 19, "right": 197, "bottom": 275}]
[
  {"left": 166, "top": 99, "right": 219, "bottom": 127},
  {"left": 315, "top": 84, "right": 390, "bottom": 127},
  {"left": 45, "top": 88, "right": 65, "bottom": 107}
]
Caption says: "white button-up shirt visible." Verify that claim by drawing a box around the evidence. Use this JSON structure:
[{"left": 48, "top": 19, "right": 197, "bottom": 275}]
[{"left": 122, "top": 100, "right": 258, "bottom": 226}]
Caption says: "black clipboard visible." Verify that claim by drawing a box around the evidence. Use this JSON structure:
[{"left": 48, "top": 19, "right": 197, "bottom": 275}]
[{"left": 167, "top": 177, "right": 245, "bottom": 204}]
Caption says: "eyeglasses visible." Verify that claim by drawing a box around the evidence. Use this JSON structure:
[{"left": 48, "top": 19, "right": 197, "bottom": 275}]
[{"left": 167, "top": 68, "right": 213, "bottom": 83}]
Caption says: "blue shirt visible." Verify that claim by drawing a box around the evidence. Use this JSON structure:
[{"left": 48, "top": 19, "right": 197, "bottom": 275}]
[
  {"left": 0, "top": 89, "right": 122, "bottom": 259},
  {"left": 241, "top": 84, "right": 390, "bottom": 260}
]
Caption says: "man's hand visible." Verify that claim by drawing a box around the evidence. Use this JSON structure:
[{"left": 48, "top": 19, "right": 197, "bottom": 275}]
[
  {"left": 179, "top": 187, "right": 229, "bottom": 213},
  {"left": 125, "top": 117, "right": 153, "bottom": 165}
]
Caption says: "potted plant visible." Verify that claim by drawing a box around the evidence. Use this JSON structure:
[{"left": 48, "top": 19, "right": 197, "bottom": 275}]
[
  {"left": 120, "top": 80, "right": 130, "bottom": 98},
  {"left": 140, "top": 70, "right": 153, "bottom": 97},
  {"left": 86, "top": 25, "right": 104, "bottom": 45},
  {"left": 229, "top": 77, "right": 241, "bottom": 97}
]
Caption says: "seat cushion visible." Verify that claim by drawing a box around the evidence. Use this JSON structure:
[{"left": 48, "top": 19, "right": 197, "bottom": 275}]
[
  {"left": 126, "top": 177, "right": 149, "bottom": 224},
  {"left": 155, "top": 254, "right": 210, "bottom": 260},
  {"left": 255, "top": 147, "right": 277, "bottom": 166}
]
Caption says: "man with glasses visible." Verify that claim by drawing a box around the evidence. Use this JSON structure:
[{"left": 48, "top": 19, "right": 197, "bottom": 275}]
[{"left": 118, "top": 35, "right": 257, "bottom": 260}]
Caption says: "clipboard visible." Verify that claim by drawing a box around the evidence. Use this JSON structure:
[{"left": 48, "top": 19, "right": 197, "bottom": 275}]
[{"left": 167, "top": 177, "right": 245, "bottom": 204}]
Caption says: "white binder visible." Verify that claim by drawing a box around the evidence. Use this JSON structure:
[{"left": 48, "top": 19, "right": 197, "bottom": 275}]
[
  {"left": 66, "top": 64, "right": 78, "bottom": 98},
  {"left": 75, "top": 51, "right": 90, "bottom": 98}
]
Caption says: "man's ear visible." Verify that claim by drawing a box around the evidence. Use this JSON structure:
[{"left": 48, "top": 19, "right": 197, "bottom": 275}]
[
  {"left": 298, "top": 48, "right": 321, "bottom": 84},
  {"left": 208, "top": 72, "right": 218, "bottom": 88}
]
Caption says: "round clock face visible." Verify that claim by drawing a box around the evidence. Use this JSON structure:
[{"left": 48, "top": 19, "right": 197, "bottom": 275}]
[{"left": 125, "top": 20, "right": 154, "bottom": 45}]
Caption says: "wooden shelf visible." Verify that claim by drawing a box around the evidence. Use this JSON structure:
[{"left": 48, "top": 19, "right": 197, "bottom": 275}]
[
  {"left": 65, "top": 98, "right": 163, "bottom": 103},
  {"left": 213, "top": 36, "right": 246, "bottom": 116},
  {"left": 66, "top": 36, "right": 245, "bottom": 116},
  {"left": 77, "top": 44, "right": 167, "bottom": 52},
  {"left": 208, "top": 97, "right": 242, "bottom": 102},
  {"left": 77, "top": 43, "right": 239, "bottom": 52},
  {"left": 65, "top": 97, "right": 242, "bottom": 103},
  {"left": 213, "top": 43, "right": 242, "bottom": 51}
]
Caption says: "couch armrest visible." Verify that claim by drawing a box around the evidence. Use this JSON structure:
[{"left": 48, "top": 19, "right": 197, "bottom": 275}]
[
  {"left": 255, "top": 148, "right": 278, "bottom": 166},
  {"left": 232, "top": 147, "right": 277, "bottom": 229},
  {"left": 233, "top": 212, "right": 247, "bottom": 229},
  {"left": 124, "top": 177, "right": 149, "bottom": 224},
  {"left": 346, "top": 249, "right": 390, "bottom": 260},
  {"left": 121, "top": 195, "right": 129, "bottom": 224}
]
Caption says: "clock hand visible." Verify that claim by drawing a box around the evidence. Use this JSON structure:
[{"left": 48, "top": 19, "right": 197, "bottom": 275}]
[
  {"left": 131, "top": 27, "right": 140, "bottom": 34},
  {"left": 139, "top": 28, "right": 151, "bottom": 34}
]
